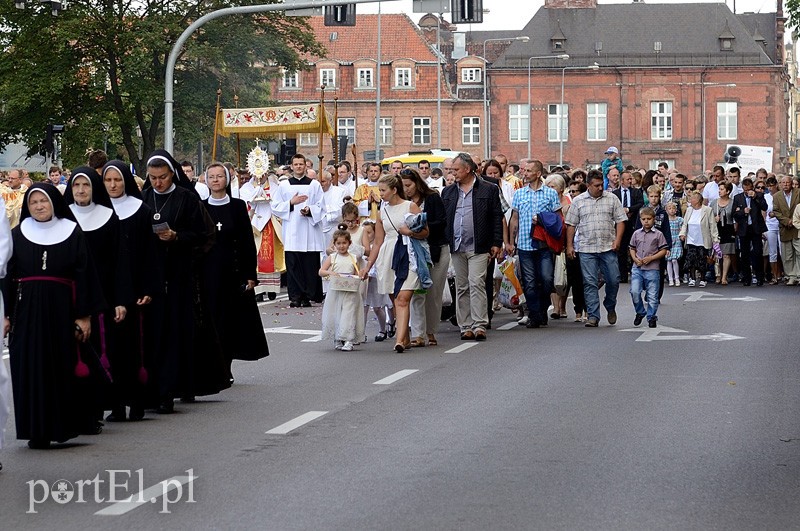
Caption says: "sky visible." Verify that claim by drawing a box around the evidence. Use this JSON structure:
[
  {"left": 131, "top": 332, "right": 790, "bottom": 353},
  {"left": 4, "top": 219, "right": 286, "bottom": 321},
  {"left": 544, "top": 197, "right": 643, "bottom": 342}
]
[{"left": 359, "top": 0, "right": 786, "bottom": 31}]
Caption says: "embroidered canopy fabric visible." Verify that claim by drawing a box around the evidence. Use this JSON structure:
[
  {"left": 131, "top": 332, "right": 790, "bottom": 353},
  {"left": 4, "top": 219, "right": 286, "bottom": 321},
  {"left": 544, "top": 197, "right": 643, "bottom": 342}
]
[{"left": 217, "top": 104, "right": 334, "bottom": 137}]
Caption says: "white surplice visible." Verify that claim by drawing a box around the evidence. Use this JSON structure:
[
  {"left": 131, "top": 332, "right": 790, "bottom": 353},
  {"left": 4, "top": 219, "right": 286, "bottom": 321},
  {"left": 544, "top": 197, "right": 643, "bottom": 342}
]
[
  {"left": 322, "top": 185, "right": 346, "bottom": 236},
  {"left": 0, "top": 197, "right": 12, "bottom": 449},
  {"left": 271, "top": 177, "right": 326, "bottom": 252}
]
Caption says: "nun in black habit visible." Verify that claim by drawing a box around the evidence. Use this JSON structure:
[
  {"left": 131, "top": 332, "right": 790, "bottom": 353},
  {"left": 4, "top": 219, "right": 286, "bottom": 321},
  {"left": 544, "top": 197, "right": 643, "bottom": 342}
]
[
  {"left": 5, "top": 184, "right": 105, "bottom": 448},
  {"left": 141, "top": 150, "right": 230, "bottom": 413},
  {"left": 102, "top": 160, "right": 160, "bottom": 420},
  {"left": 202, "top": 162, "right": 269, "bottom": 379}
]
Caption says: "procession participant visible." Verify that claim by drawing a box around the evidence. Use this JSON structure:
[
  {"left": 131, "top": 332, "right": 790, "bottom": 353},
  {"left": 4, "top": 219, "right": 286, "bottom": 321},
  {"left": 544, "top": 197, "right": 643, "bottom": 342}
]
[
  {"left": 142, "top": 150, "right": 229, "bottom": 413},
  {"left": 419, "top": 159, "right": 443, "bottom": 193},
  {"left": 352, "top": 162, "right": 383, "bottom": 221},
  {"left": 1, "top": 168, "right": 27, "bottom": 228},
  {"left": 336, "top": 161, "right": 357, "bottom": 199},
  {"left": 203, "top": 163, "right": 269, "bottom": 378},
  {"left": 239, "top": 151, "right": 284, "bottom": 301},
  {"left": 772, "top": 175, "right": 800, "bottom": 285},
  {"left": 272, "top": 153, "right": 325, "bottom": 307},
  {"left": 64, "top": 167, "right": 133, "bottom": 429},
  {"left": 0, "top": 195, "right": 11, "bottom": 467},
  {"left": 5, "top": 184, "right": 105, "bottom": 448},
  {"left": 320, "top": 169, "right": 345, "bottom": 237},
  {"left": 102, "top": 161, "right": 158, "bottom": 421},
  {"left": 184, "top": 161, "right": 210, "bottom": 200}
]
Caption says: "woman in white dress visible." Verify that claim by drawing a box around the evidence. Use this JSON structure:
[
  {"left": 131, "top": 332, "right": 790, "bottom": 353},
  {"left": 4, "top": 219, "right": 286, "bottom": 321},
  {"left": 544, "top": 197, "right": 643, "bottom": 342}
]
[{"left": 362, "top": 174, "right": 428, "bottom": 352}]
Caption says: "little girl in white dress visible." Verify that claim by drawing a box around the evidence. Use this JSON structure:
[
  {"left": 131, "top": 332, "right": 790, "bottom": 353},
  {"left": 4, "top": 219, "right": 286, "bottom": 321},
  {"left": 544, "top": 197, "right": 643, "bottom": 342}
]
[{"left": 319, "top": 229, "right": 366, "bottom": 351}]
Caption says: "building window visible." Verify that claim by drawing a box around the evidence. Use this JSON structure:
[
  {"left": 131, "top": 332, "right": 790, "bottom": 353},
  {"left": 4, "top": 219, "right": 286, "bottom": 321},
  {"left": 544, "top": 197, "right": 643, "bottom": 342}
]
[
  {"left": 357, "top": 68, "right": 373, "bottom": 88},
  {"left": 509, "top": 104, "right": 529, "bottom": 142},
  {"left": 651, "top": 101, "right": 672, "bottom": 140},
  {"left": 548, "top": 104, "right": 568, "bottom": 142},
  {"left": 412, "top": 117, "right": 431, "bottom": 145},
  {"left": 586, "top": 103, "right": 607, "bottom": 142},
  {"left": 717, "top": 101, "right": 737, "bottom": 140},
  {"left": 338, "top": 118, "right": 355, "bottom": 145},
  {"left": 320, "top": 68, "right": 337, "bottom": 88},
  {"left": 462, "top": 117, "right": 480, "bottom": 145},
  {"left": 380, "top": 117, "right": 393, "bottom": 145},
  {"left": 395, "top": 67, "right": 412, "bottom": 88},
  {"left": 298, "top": 133, "right": 318, "bottom": 146},
  {"left": 649, "top": 159, "right": 676, "bottom": 171},
  {"left": 281, "top": 71, "right": 299, "bottom": 89},
  {"left": 461, "top": 68, "right": 482, "bottom": 83}
]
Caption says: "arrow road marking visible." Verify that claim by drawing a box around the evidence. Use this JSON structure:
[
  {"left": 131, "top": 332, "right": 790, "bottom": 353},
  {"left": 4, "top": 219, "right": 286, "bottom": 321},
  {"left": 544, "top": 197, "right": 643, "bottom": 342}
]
[
  {"left": 262, "top": 327, "right": 322, "bottom": 342},
  {"left": 620, "top": 325, "right": 744, "bottom": 342},
  {"left": 266, "top": 411, "right": 328, "bottom": 435},
  {"left": 673, "top": 291, "right": 764, "bottom": 302}
]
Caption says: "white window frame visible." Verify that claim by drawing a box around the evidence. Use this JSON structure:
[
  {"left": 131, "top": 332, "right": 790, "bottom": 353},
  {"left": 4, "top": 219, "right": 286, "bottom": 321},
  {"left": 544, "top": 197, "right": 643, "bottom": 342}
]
[
  {"left": 461, "top": 68, "right": 482, "bottom": 83},
  {"left": 586, "top": 103, "right": 607, "bottom": 142},
  {"left": 338, "top": 118, "right": 355, "bottom": 146},
  {"left": 320, "top": 68, "right": 337, "bottom": 88},
  {"left": 548, "top": 103, "right": 568, "bottom": 142},
  {"left": 357, "top": 68, "right": 374, "bottom": 88},
  {"left": 717, "top": 101, "right": 737, "bottom": 140},
  {"left": 509, "top": 104, "right": 529, "bottom": 142},
  {"left": 298, "top": 133, "right": 318, "bottom": 147},
  {"left": 462, "top": 117, "right": 480, "bottom": 145},
  {"left": 379, "top": 117, "right": 393, "bottom": 146},
  {"left": 395, "top": 67, "right": 412, "bottom": 88},
  {"left": 281, "top": 70, "right": 299, "bottom": 89},
  {"left": 648, "top": 159, "right": 676, "bottom": 171},
  {"left": 651, "top": 101, "right": 673, "bottom": 140},
  {"left": 412, "top": 117, "right": 431, "bottom": 145}
]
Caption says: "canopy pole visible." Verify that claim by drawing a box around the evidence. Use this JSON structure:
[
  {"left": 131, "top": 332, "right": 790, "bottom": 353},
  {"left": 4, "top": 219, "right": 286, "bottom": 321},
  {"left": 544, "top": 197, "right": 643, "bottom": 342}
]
[
  {"left": 211, "top": 87, "right": 222, "bottom": 161},
  {"left": 317, "top": 85, "right": 326, "bottom": 171},
  {"left": 234, "top": 93, "right": 241, "bottom": 168}
]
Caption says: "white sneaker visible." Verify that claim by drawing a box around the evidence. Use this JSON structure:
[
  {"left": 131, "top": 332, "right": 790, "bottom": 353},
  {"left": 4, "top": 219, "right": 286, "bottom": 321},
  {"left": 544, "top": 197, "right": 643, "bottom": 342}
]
[
  {"left": 668, "top": 280, "right": 675, "bottom": 287},
  {"left": 341, "top": 341, "right": 354, "bottom": 351},
  {"left": 699, "top": 280, "right": 707, "bottom": 288},
  {"left": 334, "top": 340, "right": 344, "bottom": 350},
  {"left": 688, "top": 279, "right": 696, "bottom": 287},
  {"left": 675, "top": 279, "right": 681, "bottom": 286}
]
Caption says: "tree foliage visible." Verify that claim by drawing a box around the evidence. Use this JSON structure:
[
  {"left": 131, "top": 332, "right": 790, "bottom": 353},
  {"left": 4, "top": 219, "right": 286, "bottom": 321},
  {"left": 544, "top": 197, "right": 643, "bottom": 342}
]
[{"left": 0, "top": 0, "right": 325, "bottom": 172}]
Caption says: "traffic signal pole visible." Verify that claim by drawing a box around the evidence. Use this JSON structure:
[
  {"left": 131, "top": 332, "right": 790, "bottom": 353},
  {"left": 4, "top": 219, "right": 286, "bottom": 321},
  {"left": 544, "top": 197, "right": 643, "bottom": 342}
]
[{"left": 164, "top": 0, "right": 399, "bottom": 153}]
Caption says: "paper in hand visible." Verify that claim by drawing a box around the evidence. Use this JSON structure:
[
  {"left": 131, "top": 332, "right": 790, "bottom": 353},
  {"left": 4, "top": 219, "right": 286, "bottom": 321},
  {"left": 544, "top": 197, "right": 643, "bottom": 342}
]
[{"left": 152, "top": 222, "right": 171, "bottom": 234}]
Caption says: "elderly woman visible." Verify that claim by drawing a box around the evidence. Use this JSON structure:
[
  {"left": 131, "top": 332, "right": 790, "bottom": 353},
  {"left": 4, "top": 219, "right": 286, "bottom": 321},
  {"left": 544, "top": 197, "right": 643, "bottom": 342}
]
[
  {"left": 402, "top": 168, "right": 448, "bottom": 347},
  {"left": 5, "top": 184, "right": 105, "bottom": 448},
  {"left": 545, "top": 174, "right": 570, "bottom": 319},
  {"left": 362, "top": 174, "right": 428, "bottom": 352},
  {"left": 680, "top": 191, "right": 719, "bottom": 287}
]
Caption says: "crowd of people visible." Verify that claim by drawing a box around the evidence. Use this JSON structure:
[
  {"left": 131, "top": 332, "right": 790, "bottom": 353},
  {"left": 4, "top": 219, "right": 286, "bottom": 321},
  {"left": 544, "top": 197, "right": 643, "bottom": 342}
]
[{"left": 1, "top": 144, "right": 799, "bottom": 467}]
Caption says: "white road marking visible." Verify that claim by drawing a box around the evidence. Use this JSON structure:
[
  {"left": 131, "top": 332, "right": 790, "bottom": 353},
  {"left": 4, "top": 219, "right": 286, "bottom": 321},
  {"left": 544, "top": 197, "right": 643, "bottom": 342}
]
[
  {"left": 620, "top": 325, "right": 743, "bottom": 342},
  {"left": 266, "top": 411, "right": 328, "bottom": 435},
  {"left": 263, "top": 327, "right": 322, "bottom": 342},
  {"left": 673, "top": 291, "right": 763, "bottom": 302},
  {"left": 497, "top": 322, "right": 519, "bottom": 331},
  {"left": 94, "top": 474, "right": 197, "bottom": 516},
  {"left": 373, "top": 369, "right": 418, "bottom": 385},
  {"left": 445, "top": 343, "right": 480, "bottom": 354}
]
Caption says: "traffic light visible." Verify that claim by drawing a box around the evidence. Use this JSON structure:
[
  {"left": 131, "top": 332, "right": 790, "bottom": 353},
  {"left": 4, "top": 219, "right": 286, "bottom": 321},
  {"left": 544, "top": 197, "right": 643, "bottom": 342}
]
[
  {"left": 451, "top": 0, "right": 483, "bottom": 24},
  {"left": 324, "top": 4, "right": 356, "bottom": 26}
]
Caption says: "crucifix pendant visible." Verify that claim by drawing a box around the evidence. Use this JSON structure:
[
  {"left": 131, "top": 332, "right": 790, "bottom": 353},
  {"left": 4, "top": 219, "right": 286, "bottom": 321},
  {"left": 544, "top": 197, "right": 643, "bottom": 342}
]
[
  {"left": 42, "top": 251, "right": 47, "bottom": 271},
  {"left": 153, "top": 213, "right": 161, "bottom": 221},
  {"left": 216, "top": 222, "right": 222, "bottom": 231}
]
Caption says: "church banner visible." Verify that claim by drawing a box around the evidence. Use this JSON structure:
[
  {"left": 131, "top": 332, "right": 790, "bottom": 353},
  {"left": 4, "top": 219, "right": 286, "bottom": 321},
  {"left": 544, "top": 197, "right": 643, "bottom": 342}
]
[{"left": 217, "top": 104, "right": 334, "bottom": 137}]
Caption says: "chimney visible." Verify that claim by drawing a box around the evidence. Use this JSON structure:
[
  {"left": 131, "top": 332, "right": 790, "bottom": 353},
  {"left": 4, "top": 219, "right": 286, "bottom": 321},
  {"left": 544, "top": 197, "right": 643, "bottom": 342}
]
[{"left": 545, "top": 0, "right": 597, "bottom": 8}]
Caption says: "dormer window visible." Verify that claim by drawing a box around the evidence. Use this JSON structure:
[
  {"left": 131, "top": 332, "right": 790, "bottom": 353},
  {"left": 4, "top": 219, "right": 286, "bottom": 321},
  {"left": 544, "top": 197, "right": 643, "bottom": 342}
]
[
  {"left": 718, "top": 21, "right": 735, "bottom": 52},
  {"left": 551, "top": 23, "right": 566, "bottom": 52}
]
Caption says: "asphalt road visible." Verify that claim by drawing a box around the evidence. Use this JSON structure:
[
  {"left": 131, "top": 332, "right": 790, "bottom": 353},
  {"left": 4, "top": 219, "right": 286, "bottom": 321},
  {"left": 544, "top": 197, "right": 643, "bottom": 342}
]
[{"left": 1, "top": 282, "right": 798, "bottom": 529}]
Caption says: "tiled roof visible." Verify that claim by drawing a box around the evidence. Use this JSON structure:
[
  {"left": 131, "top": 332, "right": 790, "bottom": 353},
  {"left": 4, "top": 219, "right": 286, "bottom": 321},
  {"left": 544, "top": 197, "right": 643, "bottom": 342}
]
[
  {"left": 494, "top": 3, "right": 778, "bottom": 68},
  {"left": 303, "top": 14, "right": 440, "bottom": 64}
]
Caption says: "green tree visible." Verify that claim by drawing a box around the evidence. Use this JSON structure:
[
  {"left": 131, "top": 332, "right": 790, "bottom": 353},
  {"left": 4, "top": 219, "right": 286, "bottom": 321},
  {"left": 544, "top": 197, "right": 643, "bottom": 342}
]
[{"left": 0, "top": 0, "right": 325, "bottom": 173}]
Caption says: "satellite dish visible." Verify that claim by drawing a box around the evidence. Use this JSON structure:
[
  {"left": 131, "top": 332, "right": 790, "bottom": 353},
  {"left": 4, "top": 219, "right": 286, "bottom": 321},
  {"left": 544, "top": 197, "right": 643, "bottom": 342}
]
[{"left": 724, "top": 145, "right": 741, "bottom": 164}]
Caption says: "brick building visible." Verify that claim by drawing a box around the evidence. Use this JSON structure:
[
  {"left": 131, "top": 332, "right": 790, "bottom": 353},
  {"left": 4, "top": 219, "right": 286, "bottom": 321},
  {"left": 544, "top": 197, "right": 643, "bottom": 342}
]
[
  {"left": 270, "top": 14, "right": 482, "bottom": 164},
  {"left": 464, "top": 0, "right": 791, "bottom": 173}
]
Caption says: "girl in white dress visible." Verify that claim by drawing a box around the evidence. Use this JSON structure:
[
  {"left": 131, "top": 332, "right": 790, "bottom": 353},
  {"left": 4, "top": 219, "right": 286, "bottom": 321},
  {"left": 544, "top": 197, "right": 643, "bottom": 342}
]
[
  {"left": 362, "top": 173, "right": 428, "bottom": 352},
  {"left": 320, "top": 230, "right": 365, "bottom": 351}
]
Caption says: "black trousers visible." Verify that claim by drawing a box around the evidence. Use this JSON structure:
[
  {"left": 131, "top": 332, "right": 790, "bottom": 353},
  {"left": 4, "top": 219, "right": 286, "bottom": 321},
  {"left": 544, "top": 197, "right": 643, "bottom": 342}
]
[
  {"left": 565, "top": 254, "right": 586, "bottom": 314},
  {"left": 739, "top": 227, "right": 764, "bottom": 282},
  {"left": 285, "top": 251, "right": 323, "bottom": 302}
]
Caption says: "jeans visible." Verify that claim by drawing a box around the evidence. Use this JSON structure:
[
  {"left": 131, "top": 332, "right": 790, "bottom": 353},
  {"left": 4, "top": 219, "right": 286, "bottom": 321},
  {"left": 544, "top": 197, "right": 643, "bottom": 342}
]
[
  {"left": 518, "top": 249, "right": 554, "bottom": 325},
  {"left": 578, "top": 250, "right": 620, "bottom": 322},
  {"left": 630, "top": 266, "right": 660, "bottom": 321},
  {"left": 451, "top": 250, "right": 489, "bottom": 332}
]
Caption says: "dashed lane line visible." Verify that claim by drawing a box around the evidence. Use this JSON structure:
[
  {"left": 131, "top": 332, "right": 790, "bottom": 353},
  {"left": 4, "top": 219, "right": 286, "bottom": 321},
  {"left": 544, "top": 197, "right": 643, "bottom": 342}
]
[
  {"left": 444, "top": 343, "right": 480, "bottom": 354},
  {"left": 266, "top": 411, "right": 328, "bottom": 435},
  {"left": 373, "top": 369, "right": 418, "bottom": 385},
  {"left": 94, "top": 474, "right": 197, "bottom": 516}
]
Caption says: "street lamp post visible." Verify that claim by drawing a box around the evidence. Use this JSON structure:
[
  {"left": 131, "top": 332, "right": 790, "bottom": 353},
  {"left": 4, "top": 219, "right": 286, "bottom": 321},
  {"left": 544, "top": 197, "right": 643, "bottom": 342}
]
[
  {"left": 560, "top": 63, "right": 599, "bottom": 166},
  {"left": 527, "top": 54, "right": 569, "bottom": 160},
  {"left": 483, "top": 36, "right": 529, "bottom": 160},
  {"left": 701, "top": 83, "right": 736, "bottom": 172}
]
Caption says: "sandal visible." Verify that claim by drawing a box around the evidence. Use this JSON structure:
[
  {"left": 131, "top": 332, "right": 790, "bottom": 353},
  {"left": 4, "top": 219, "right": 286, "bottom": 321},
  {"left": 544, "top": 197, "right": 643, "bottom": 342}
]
[
  {"left": 387, "top": 321, "right": 396, "bottom": 338},
  {"left": 427, "top": 334, "right": 438, "bottom": 346},
  {"left": 559, "top": 313, "right": 568, "bottom": 319},
  {"left": 394, "top": 343, "right": 405, "bottom": 353},
  {"left": 409, "top": 337, "right": 426, "bottom": 348},
  {"left": 374, "top": 331, "right": 387, "bottom": 342}
]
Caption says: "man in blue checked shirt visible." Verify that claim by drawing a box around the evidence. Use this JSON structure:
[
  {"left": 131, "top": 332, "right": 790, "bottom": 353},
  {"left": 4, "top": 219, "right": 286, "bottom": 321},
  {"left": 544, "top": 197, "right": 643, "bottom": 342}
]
[{"left": 506, "top": 160, "right": 562, "bottom": 328}]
